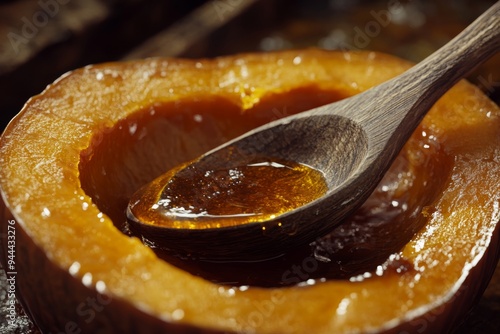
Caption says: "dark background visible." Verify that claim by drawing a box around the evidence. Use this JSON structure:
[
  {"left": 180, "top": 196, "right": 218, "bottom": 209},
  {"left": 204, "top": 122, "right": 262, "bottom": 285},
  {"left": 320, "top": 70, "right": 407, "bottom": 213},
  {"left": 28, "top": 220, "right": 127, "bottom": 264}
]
[
  {"left": 0, "top": 0, "right": 499, "bottom": 333},
  {"left": 1, "top": 0, "right": 499, "bottom": 130}
]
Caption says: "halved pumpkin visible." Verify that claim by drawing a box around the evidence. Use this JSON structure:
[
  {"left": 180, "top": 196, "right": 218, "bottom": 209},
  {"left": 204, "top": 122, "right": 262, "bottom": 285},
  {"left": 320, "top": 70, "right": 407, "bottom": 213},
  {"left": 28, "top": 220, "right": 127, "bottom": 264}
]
[{"left": 1, "top": 49, "right": 499, "bottom": 333}]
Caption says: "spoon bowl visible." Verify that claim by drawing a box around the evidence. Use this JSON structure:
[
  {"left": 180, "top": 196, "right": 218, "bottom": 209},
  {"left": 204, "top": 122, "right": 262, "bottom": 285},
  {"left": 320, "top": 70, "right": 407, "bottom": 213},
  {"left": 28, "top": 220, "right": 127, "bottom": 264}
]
[
  {"left": 172, "top": 114, "right": 368, "bottom": 190},
  {"left": 127, "top": 3, "right": 499, "bottom": 260}
]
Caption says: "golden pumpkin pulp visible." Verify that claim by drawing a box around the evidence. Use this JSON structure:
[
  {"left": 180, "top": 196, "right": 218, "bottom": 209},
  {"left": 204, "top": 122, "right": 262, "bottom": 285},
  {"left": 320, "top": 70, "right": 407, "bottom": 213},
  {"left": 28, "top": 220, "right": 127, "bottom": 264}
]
[
  {"left": 0, "top": 50, "right": 499, "bottom": 334},
  {"left": 128, "top": 156, "right": 328, "bottom": 229}
]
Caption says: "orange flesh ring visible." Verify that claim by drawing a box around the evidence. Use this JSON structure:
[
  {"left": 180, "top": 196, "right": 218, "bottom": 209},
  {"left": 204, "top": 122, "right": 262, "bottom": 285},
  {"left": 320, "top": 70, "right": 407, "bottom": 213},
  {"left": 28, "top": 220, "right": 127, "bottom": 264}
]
[{"left": 0, "top": 49, "right": 499, "bottom": 333}]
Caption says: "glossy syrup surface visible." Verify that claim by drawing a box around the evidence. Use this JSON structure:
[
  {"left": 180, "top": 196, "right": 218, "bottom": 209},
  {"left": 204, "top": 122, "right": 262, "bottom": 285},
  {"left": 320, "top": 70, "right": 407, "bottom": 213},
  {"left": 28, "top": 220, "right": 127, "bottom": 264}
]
[{"left": 128, "top": 156, "right": 328, "bottom": 229}]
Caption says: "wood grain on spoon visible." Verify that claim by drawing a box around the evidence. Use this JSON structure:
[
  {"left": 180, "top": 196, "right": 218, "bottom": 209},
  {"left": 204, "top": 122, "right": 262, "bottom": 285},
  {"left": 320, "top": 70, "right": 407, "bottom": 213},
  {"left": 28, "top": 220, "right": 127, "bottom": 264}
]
[{"left": 127, "top": 2, "right": 500, "bottom": 260}]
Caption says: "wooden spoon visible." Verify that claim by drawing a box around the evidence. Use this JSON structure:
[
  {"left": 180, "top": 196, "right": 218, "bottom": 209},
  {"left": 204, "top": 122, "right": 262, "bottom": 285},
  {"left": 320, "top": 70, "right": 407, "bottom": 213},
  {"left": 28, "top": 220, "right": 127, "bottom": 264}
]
[{"left": 127, "top": 3, "right": 499, "bottom": 261}]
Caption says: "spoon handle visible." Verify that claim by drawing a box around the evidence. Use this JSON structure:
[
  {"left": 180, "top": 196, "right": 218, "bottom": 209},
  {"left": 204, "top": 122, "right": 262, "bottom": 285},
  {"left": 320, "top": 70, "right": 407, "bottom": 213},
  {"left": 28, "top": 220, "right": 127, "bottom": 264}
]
[
  {"left": 397, "top": 1, "right": 500, "bottom": 125},
  {"left": 361, "top": 2, "right": 499, "bottom": 154}
]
